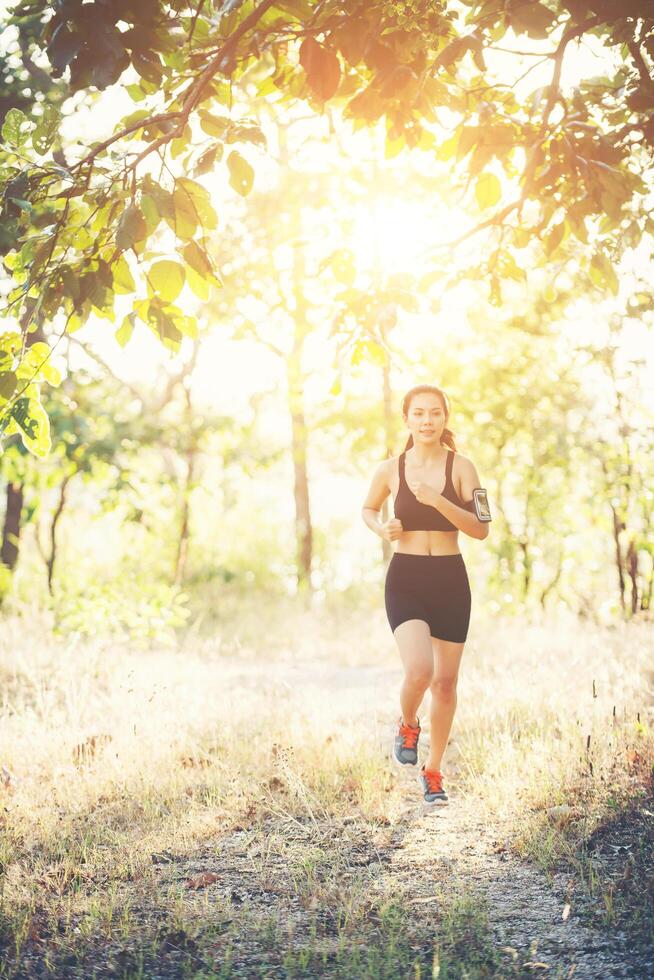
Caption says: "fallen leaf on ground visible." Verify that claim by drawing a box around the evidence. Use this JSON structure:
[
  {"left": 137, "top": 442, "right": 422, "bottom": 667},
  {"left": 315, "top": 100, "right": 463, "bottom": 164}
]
[{"left": 185, "top": 872, "right": 219, "bottom": 890}]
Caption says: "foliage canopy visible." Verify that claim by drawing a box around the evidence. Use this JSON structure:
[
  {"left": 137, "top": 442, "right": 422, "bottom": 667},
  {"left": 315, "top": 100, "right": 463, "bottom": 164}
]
[{"left": 1, "top": 0, "right": 653, "bottom": 453}]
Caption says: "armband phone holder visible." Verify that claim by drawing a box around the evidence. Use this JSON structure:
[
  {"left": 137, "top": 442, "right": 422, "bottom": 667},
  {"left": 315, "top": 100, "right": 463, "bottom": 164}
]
[{"left": 472, "top": 488, "right": 492, "bottom": 522}]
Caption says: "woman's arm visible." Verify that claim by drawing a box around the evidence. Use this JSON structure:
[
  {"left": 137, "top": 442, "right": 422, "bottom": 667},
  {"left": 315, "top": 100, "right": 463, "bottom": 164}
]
[
  {"left": 361, "top": 459, "right": 392, "bottom": 538},
  {"left": 444, "top": 455, "right": 489, "bottom": 539}
]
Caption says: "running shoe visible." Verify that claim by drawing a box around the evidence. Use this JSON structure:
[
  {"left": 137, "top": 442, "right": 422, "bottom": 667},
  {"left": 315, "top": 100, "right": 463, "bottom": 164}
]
[
  {"left": 418, "top": 765, "right": 449, "bottom": 806},
  {"left": 392, "top": 717, "right": 421, "bottom": 768}
]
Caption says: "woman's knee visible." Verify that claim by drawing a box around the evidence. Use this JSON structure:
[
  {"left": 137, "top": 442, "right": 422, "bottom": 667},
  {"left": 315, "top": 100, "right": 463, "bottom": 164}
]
[
  {"left": 430, "top": 676, "right": 458, "bottom": 701},
  {"left": 395, "top": 621, "right": 433, "bottom": 688},
  {"left": 403, "top": 663, "right": 433, "bottom": 689}
]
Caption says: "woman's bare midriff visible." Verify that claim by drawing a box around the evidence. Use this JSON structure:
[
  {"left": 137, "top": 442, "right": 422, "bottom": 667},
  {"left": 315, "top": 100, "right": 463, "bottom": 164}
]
[
  {"left": 388, "top": 457, "right": 462, "bottom": 557},
  {"left": 394, "top": 529, "right": 461, "bottom": 557}
]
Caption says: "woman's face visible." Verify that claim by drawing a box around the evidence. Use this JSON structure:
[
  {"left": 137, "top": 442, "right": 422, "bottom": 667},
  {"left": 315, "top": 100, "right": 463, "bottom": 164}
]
[{"left": 404, "top": 393, "right": 447, "bottom": 447}]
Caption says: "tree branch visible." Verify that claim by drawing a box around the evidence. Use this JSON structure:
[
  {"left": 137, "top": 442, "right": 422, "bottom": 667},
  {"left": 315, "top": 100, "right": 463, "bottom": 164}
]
[
  {"left": 422, "top": 15, "right": 602, "bottom": 258},
  {"left": 74, "top": 0, "right": 278, "bottom": 177},
  {"left": 188, "top": 0, "right": 208, "bottom": 47},
  {"left": 627, "top": 39, "right": 654, "bottom": 88}
]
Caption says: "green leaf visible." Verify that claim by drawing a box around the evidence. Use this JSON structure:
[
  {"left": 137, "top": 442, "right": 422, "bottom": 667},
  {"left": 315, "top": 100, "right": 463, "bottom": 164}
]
[
  {"left": 437, "top": 133, "right": 459, "bottom": 160},
  {"left": 1, "top": 108, "right": 30, "bottom": 148},
  {"left": 112, "top": 255, "right": 136, "bottom": 294},
  {"left": 149, "top": 304, "right": 183, "bottom": 351},
  {"left": 146, "top": 260, "right": 185, "bottom": 303},
  {"left": 544, "top": 221, "right": 565, "bottom": 256},
  {"left": 225, "top": 122, "right": 266, "bottom": 148},
  {"left": 510, "top": 2, "right": 557, "bottom": 39},
  {"left": 475, "top": 172, "right": 501, "bottom": 209},
  {"left": 116, "top": 204, "right": 147, "bottom": 252},
  {"left": 227, "top": 150, "right": 254, "bottom": 197},
  {"left": 193, "top": 146, "right": 219, "bottom": 176},
  {"left": 126, "top": 83, "right": 146, "bottom": 102},
  {"left": 32, "top": 105, "right": 61, "bottom": 155},
  {"left": 140, "top": 193, "right": 162, "bottom": 235},
  {"left": 46, "top": 26, "right": 83, "bottom": 75},
  {"left": 170, "top": 124, "right": 192, "bottom": 159},
  {"left": 132, "top": 49, "right": 163, "bottom": 85},
  {"left": 513, "top": 227, "right": 531, "bottom": 249},
  {"left": 0, "top": 371, "right": 17, "bottom": 400},
  {"left": 589, "top": 252, "right": 618, "bottom": 295},
  {"left": 199, "top": 111, "right": 228, "bottom": 138},
  {"left": 170, "top": 188, "right": 198, "bottom": 240},
  {"left": 299, "top": 37, "right": 341, "bottom": 101},
  {"left": 40, "top": 361, "right": 61, "bottom": 386},
  {"left": 186, "top": 266, "right": 209, "bottom": 300},
  {"left": 385, "top": 131, "right": 405, "bottom": 159},
  {"left": 499, "top": 251, "right": 526, "bottom": 283},
  {"left": 176, "top": 177, "right": 211, "bottom": 211},
  {"left": 334, "top": 17, "right": 368, "bottom": 66},
  {"left": 122, "top": 109, "right": 150, "bottom": 130},
  {"left": 456, "top": 126, "right": 479, "bottom": 160},
  {"left": 10, "top": 198, "right": 34, "bottom": 213},
  {"left": 172, "top": 177, "right": 218, "bottom": 233},
  {"left": 182, "top": 240, "right": 221, "bottom": 286},
  {"left": 11, "top": 395, "right": 51, "bottom": 458},
  {"left": 116, "top": 314, "right": 135, "bottom": 347}
]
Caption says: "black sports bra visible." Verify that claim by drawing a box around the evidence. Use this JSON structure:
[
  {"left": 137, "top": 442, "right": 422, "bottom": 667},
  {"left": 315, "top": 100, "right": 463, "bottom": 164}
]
[{"left": 393, "top": 449, "right": 475, "bottom": 531}]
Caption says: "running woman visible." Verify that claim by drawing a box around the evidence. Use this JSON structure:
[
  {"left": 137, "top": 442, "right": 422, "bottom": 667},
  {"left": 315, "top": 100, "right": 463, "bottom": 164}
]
[{"left": 361, "top": 385, "right": 490, "bottom": 806}]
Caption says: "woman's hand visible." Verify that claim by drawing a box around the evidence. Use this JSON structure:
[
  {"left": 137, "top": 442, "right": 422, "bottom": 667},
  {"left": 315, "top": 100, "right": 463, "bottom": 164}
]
[
  {"left": 407, "top": 480, "right": 440, "bottom": 508},
  {"left": 381, "top": 518, "right": 404, "bottom": 541}
]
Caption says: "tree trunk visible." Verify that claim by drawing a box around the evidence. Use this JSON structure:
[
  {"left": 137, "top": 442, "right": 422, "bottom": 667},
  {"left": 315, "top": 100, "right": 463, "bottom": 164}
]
[
  {"left": 626, "top": 536, "right": 638, "bottom": 615},
  {"left": 47, "top": 475, "right": 71, "bottom": 594},
  {"left": 288, "top": 359, "right": 312, "bottom": 592},
  {"left": 609, "top": 501, "right": 626, "bottom": 613},
  {"left": 283, "top": 121, "right": 313, "bottom": 593},
  {"left": 174, "top": 449, "right": 195, "bottom": 586},
  {"left": 600, "top": 457, "right": 626, "bottom": 613},
  {"left": 644, "top": 559, "right": 653, "bottom": 612},
  {"left": 1, "top": 328, "right": 47, "bottom": 582},
  {"left": 1, "top": 481, "right": 24, "bottom": 572},
  {"left": 174, "top": 345, "right": 198, "bottom": 586},
  {"left": 539, "top": 557, "right": 563, "bottom": 609}
]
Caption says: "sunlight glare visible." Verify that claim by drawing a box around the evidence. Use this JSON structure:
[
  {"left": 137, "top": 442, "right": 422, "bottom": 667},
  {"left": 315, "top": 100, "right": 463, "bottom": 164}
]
[{"left": 350, "top": 195, "right": 448, "bottom": 277}]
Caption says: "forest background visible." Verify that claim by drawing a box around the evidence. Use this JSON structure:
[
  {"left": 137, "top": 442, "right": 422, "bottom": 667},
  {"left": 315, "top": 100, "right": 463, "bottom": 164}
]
[{"left": 0, "top": 0, "right": 652, "bottom": 643}]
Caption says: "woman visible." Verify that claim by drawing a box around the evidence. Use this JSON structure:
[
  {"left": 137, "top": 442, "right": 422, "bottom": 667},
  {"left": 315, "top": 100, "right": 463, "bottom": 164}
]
[{"left": 361, "top": 384, "right": 490, "bottom": 806}]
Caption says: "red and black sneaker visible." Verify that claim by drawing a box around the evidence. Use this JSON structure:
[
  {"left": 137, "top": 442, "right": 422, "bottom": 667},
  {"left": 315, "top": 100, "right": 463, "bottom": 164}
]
[
  {"left": 392, "top": 716, "right": 421, "bottom": 768},
  {"left": 418, "top": 765, "right": 449, "bottom": 806}
]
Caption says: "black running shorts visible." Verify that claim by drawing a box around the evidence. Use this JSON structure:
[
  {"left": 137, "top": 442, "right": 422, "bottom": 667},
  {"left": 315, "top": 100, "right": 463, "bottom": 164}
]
[{"left": 384, "top": 552, "right": 471, "bottom": 643}]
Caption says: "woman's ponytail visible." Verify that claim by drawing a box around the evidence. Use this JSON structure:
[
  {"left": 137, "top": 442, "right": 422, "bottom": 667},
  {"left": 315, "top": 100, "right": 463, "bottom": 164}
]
[{"left": 440, "top": 427, "right": 457, "bottom": 451}]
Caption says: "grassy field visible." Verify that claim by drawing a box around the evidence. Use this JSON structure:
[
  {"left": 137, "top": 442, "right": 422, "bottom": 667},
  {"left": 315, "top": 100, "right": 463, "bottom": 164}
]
[{"left": 1, "top": 590, "right": 652, "bottom": 978}]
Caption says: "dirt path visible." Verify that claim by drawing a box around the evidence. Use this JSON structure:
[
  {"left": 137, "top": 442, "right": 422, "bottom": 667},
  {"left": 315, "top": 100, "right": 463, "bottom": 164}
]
[
  {"left": 382, "top": 786, "right": 643, "bottom": 979},
  {"left": 203, "top": 657, "right": 652, "bottom": 979}
]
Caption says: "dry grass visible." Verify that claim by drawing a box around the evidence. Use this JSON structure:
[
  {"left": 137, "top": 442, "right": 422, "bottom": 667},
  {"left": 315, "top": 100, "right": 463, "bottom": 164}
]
[{"left": 0, "top": 592, "right": 652, "bottom": 977}]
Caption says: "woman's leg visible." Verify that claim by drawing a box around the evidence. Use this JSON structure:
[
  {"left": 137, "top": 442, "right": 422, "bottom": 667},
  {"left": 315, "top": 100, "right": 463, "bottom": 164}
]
[
  {"left": 426, "top": 638, "right": 465, "bottom": 771},
  {"left": 393, "top": 619, "right": 434, "bottom": 725}
]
